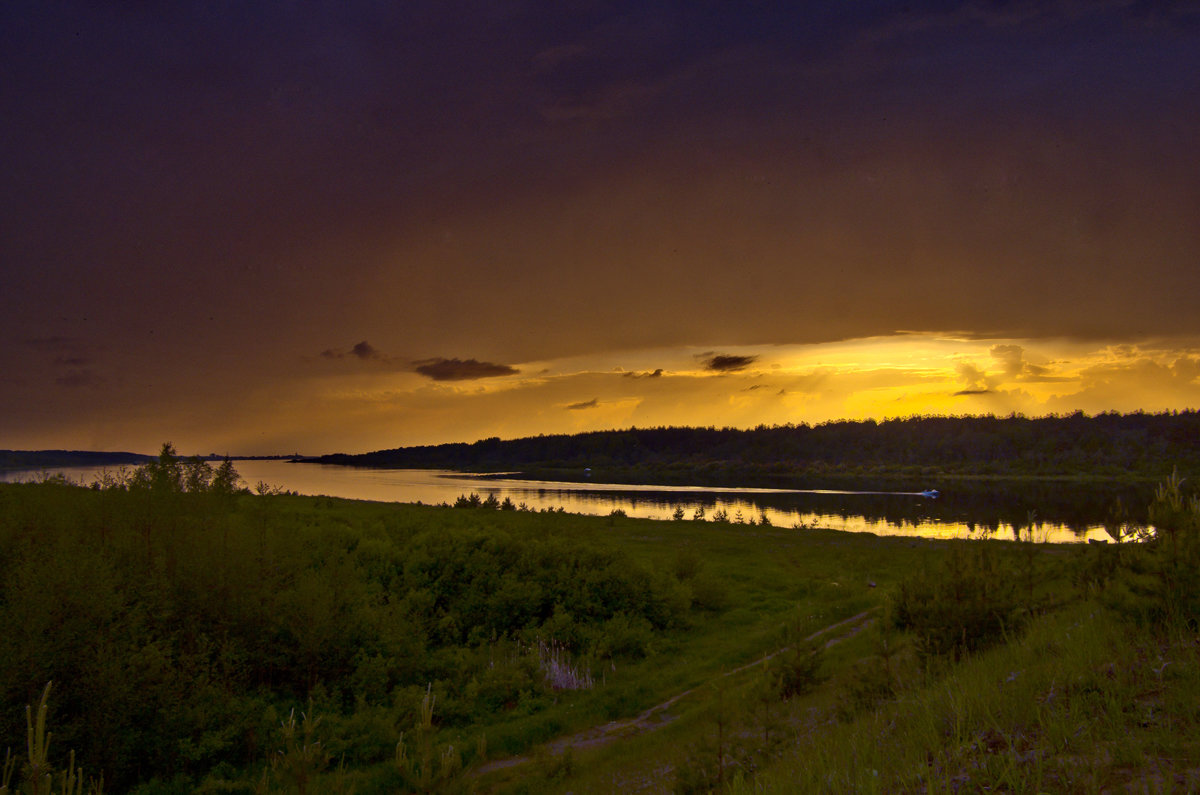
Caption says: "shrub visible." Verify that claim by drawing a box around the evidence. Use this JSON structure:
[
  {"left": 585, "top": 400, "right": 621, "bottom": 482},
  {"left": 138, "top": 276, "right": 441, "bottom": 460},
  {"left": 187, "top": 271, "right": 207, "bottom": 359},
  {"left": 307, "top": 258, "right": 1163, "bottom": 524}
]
[
  {"left": 592, "top": 613, "right": 655, "bottom": 660},
  {"left": 689, "top": 572, "right": 730, "bottom": 612},
  {"left": 770, "top": 639, "right": 825, "bottom": 699},
  {"left": 1108, "top": 470, "right": 1200, "bottom": 630},
  {"left": 891, "top": 542, "right": 1024, "bottom": 662},
  {"left": 673, "top": 547, "right": 702, "bottom": 581},
  {"left": 838, "top": 656, "right": 896, "bottom": 718}
]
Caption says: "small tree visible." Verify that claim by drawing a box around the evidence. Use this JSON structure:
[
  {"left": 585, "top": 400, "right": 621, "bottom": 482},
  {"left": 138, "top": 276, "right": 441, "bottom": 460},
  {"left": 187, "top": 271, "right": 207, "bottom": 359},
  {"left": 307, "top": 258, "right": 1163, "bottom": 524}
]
[
  {"left": 183, "top": 456, "right": 214, "bottom": 493},
  {"left": 268, "top": 701, "right": 328, "bottom": 795},
  {"left": 211, "top": 457, "right": 242, "bottom": 495},
  {"left": 2, "top": 683, "right": 102, "bottom": 795},
  {"left": 128, "top": 442, "right": 183, "bottom": 493},
  {"left": 150, "top": 442, "right": 183, "bottom": 493}
]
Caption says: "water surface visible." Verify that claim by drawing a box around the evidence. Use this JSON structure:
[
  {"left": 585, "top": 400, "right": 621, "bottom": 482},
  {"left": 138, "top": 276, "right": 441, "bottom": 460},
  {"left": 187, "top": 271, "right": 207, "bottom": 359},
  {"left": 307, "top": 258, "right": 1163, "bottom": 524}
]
[{"left": 4, "top": 460, "right": 1148, "bottom": 543}]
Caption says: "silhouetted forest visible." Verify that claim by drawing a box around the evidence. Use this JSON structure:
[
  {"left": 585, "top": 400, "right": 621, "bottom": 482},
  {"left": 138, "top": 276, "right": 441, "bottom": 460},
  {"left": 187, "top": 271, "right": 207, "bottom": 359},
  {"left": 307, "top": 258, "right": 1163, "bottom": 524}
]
[
  {"left": 307, "top": 411, "right": 1200, "bottom": 485},
  {"left": 0, "top": 449, "right": 152, "bottom": 472}
]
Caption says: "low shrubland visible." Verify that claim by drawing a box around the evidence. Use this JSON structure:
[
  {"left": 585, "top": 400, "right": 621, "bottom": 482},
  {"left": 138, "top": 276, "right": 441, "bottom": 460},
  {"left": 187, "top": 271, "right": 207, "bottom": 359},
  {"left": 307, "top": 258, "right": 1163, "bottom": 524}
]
[
  {"left": 0, "top": 446, "right": 923, "bottom": 792},
  {"left": 6, "top": 447, "right": 1192, "bottom": 793},
  {"left": 0, "top": 483, "right": 684, "bottom": 790},
  {"left": 510, "top": 472, "right": 1200, "bottom": 794}
]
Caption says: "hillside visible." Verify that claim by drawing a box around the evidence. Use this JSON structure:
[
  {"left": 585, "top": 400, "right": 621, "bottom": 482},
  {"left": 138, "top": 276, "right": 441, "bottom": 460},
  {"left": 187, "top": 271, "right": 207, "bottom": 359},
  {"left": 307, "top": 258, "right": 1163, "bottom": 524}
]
[{"left": 0, "top": 449, "right": 152, "bottom": 472}]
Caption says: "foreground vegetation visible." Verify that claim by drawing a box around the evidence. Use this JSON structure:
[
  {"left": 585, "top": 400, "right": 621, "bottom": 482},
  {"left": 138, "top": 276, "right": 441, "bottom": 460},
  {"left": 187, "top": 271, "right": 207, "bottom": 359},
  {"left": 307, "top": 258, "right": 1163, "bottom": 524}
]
[
  {"left": 2, "top": 446, "right": 1198, "bottom": 792},
  {"left": 0, "top": 447, "right": 915, "bottom": 792}
]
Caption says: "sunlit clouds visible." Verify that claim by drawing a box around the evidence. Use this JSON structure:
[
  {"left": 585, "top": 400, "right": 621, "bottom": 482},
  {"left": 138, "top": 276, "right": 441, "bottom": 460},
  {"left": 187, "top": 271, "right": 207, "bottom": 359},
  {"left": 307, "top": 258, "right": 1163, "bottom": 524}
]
[
  {"left": 170, "top": 336, "right": 1200, "bottom": 453},
  {"left": 5, "top": 331, "right": 1198, "bottom": 454},
  {"left": 287, "top": 335, "right": 1200, "bottom": 453},
  {"left": 2, "top": 2, "right": 1198, "bottom": 454}
]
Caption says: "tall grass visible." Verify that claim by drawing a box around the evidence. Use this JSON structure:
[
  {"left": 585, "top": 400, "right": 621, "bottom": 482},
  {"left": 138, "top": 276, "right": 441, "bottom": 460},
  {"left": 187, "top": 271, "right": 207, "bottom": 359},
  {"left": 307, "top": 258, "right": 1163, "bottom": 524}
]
[
  {"left": 736, "top": 599, "right": 1200, "bottom": 793},
  {"left": 729, "top": 472, "right": 1200, "bottom": 794},
  {"left": 0, "top": 683, "right": 103, "bottom": 795}
]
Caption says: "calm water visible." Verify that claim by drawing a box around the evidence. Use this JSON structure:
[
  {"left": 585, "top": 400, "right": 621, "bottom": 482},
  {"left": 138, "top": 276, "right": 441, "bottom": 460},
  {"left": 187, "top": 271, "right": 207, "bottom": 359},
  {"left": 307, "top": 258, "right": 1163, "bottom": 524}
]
[{"left": 4, "top": 460, "right": 1150, "bottom": 543}]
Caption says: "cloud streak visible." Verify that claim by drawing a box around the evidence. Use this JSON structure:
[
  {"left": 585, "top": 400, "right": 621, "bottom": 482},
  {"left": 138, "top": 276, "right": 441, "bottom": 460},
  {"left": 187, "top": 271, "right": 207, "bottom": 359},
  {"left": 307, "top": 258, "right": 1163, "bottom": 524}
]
[
  {"left": 704, "top": 354, "right": 759, "bottom": 372},
  {"left": 414, "top": 358, "right": 520, "bottom": 382},
  {"left": 319, "top": 341, "right": 395, "bottom": 364}
]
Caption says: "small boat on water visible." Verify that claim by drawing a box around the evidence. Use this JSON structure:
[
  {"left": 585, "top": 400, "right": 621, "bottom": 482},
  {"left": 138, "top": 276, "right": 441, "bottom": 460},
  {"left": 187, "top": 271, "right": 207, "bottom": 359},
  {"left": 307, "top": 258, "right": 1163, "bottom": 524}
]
[{"left": 920, "top": 489, "right": 940, "bottom": 499}]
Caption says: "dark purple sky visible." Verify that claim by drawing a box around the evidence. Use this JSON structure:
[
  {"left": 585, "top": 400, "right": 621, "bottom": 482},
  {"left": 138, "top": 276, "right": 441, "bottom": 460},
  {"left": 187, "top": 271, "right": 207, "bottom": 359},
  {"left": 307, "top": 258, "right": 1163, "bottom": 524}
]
[{"left": 3, "top": 1, "right": 1199, "bottom": 453}]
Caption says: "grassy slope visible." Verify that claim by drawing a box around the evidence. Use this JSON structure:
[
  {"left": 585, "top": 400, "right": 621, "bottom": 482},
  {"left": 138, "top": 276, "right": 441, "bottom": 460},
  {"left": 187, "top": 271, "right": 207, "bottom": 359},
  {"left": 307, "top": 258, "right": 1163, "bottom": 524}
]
[
  {"left": 460, "top": 528, "right": 1096, "bottom": 793},
  {"left": 738, "top": 601, "right": 1200, "bottom": 794},
  {"left": 10, "top": 481, "right": 1189, "bottom": 793},
  {"left": 0, "top": 482, "right": 966, "bottom": 792},
  {"left": 510, "top": 559, "right": 1200, "bottom": 794},
  {"left": 416, "top": 513, "right": 931, "bottom": 761}
]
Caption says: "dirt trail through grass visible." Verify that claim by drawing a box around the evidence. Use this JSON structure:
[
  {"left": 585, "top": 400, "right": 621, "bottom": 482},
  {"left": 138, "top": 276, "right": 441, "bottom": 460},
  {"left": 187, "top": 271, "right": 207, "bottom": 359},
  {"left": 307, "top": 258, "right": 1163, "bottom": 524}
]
[{"left": 474, "top": 608, "right": 878, "bottom": 776}]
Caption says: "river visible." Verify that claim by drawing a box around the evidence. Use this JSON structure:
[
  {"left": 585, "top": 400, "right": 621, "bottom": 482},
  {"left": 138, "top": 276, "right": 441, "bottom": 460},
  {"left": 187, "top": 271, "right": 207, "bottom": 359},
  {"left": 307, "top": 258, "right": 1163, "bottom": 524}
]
[{"left": 3, "top": 459, "right": 1152, "bottom": 543}]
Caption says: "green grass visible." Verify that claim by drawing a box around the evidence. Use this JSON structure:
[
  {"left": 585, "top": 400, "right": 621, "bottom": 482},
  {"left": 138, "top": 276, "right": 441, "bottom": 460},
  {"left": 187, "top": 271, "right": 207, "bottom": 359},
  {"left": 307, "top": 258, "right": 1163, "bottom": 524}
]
[
  {"left": 732, "top": 600, "right": 1200, "bottom": 793},
  {"left": 7, "top": 473, "right": 1160, "bottom": 794},
  {"left": 502, "top": 599, "right": 1200, "bottom": 795}
]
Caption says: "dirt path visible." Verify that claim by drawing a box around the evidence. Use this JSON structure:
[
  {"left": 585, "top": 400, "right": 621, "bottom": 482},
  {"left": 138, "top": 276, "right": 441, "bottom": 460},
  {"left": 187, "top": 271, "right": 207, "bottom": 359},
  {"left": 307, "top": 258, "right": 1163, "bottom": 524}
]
[{"left": 473, "top": 607, "right": 878, "bottom": 777}]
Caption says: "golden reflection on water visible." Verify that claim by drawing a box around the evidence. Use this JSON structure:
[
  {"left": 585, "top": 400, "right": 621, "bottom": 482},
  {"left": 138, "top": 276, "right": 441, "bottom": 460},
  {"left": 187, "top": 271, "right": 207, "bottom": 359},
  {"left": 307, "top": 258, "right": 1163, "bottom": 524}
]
[{"left": 4, "top": 461, "right": 1115, "bottom": 544}]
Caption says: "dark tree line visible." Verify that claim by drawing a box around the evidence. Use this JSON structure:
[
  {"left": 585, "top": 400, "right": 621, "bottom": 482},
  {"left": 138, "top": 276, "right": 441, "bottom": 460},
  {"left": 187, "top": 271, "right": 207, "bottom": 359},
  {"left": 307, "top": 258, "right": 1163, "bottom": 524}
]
[
  {"left": 0, "top": 449, "right": 152, "bottom": 472},
  {"left": 308, "top": 411, "right": 1200, "bottom": 483}
]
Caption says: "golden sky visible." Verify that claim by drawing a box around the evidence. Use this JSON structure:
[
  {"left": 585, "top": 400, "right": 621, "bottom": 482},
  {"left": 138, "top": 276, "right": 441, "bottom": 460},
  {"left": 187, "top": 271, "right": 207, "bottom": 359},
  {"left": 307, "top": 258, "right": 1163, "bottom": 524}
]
[{"left": 3, "top": 2, "right": 1199, "bottom": 454}]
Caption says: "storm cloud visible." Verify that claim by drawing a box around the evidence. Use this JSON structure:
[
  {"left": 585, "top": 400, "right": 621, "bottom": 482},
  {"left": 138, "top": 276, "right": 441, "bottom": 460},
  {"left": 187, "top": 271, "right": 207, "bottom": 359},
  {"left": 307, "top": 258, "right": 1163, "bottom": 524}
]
[{"left": 2, "top": 1, "right": 1198, "bottom": 453}]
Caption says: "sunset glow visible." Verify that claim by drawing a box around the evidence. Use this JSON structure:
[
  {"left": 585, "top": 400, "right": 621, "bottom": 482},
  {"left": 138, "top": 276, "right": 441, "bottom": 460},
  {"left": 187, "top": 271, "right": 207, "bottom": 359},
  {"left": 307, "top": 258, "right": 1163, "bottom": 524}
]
[{"left": 3, "top": 2, "right": 1198, "bottom": 455}]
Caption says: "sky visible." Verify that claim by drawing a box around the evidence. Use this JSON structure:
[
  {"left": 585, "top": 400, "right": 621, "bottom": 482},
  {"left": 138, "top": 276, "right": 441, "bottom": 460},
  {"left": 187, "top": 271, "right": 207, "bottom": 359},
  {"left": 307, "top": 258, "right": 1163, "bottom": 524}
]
[{"left": 3, "top": 0, "right": 1199, "bottom": 455}]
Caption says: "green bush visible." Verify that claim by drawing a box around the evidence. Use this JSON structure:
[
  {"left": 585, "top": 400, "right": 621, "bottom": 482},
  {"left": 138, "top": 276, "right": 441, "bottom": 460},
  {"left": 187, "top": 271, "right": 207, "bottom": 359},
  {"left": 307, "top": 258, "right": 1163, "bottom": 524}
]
[
  {"left": 891, "top": 542, "right": 1025, "bottom": 662},
  {"left": 592, "top": 613, "right": 656, "bottom": 660},
  {"left": 769, "top": 639, "right": 825, "bottom": 700},
  {"left": 1107, "top": 470, "right": 1200, "bottom": 630}
]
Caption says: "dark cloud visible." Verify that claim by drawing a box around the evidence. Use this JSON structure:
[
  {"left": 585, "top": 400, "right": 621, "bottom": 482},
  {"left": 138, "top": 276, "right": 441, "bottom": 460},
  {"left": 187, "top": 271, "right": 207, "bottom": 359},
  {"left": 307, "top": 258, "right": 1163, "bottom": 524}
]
[
  {"left": 623, "top": 368, "right": 664, "bottom": 378},
  {"left": 320, "top": 341, "right": 391, "bottom": 364},
  {"left": 24, "top": 337, "right": 95, "bottom": 364},
  {"left": 566, "top": 398, "right": 599, "bottom": 410},
  {"left": 54, "top": 356, "right": 91, "bottom": 367},
  {"left": 2, "top": 1, "right": 1200, "bottom": 451},
  {"left": 414, "top": 358, "right": 519, "bottom": 381},
  {"left": 705, "top": 354, "right": 758, "bottom": 372},
  {"left": 24, "top": 336, "right": 79, "bottom": 352},
  {"left": 954, "top": 388, "right": 994, "bottom": 396},
  {"left": 56, "top": 370, "right": 105, "bottom": 389},
  {"left": 21, "top": 338, "right": 101, "bottom": 381},
  {"left": 352, "top": 341, "right": 381, "bottom": 360}
]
